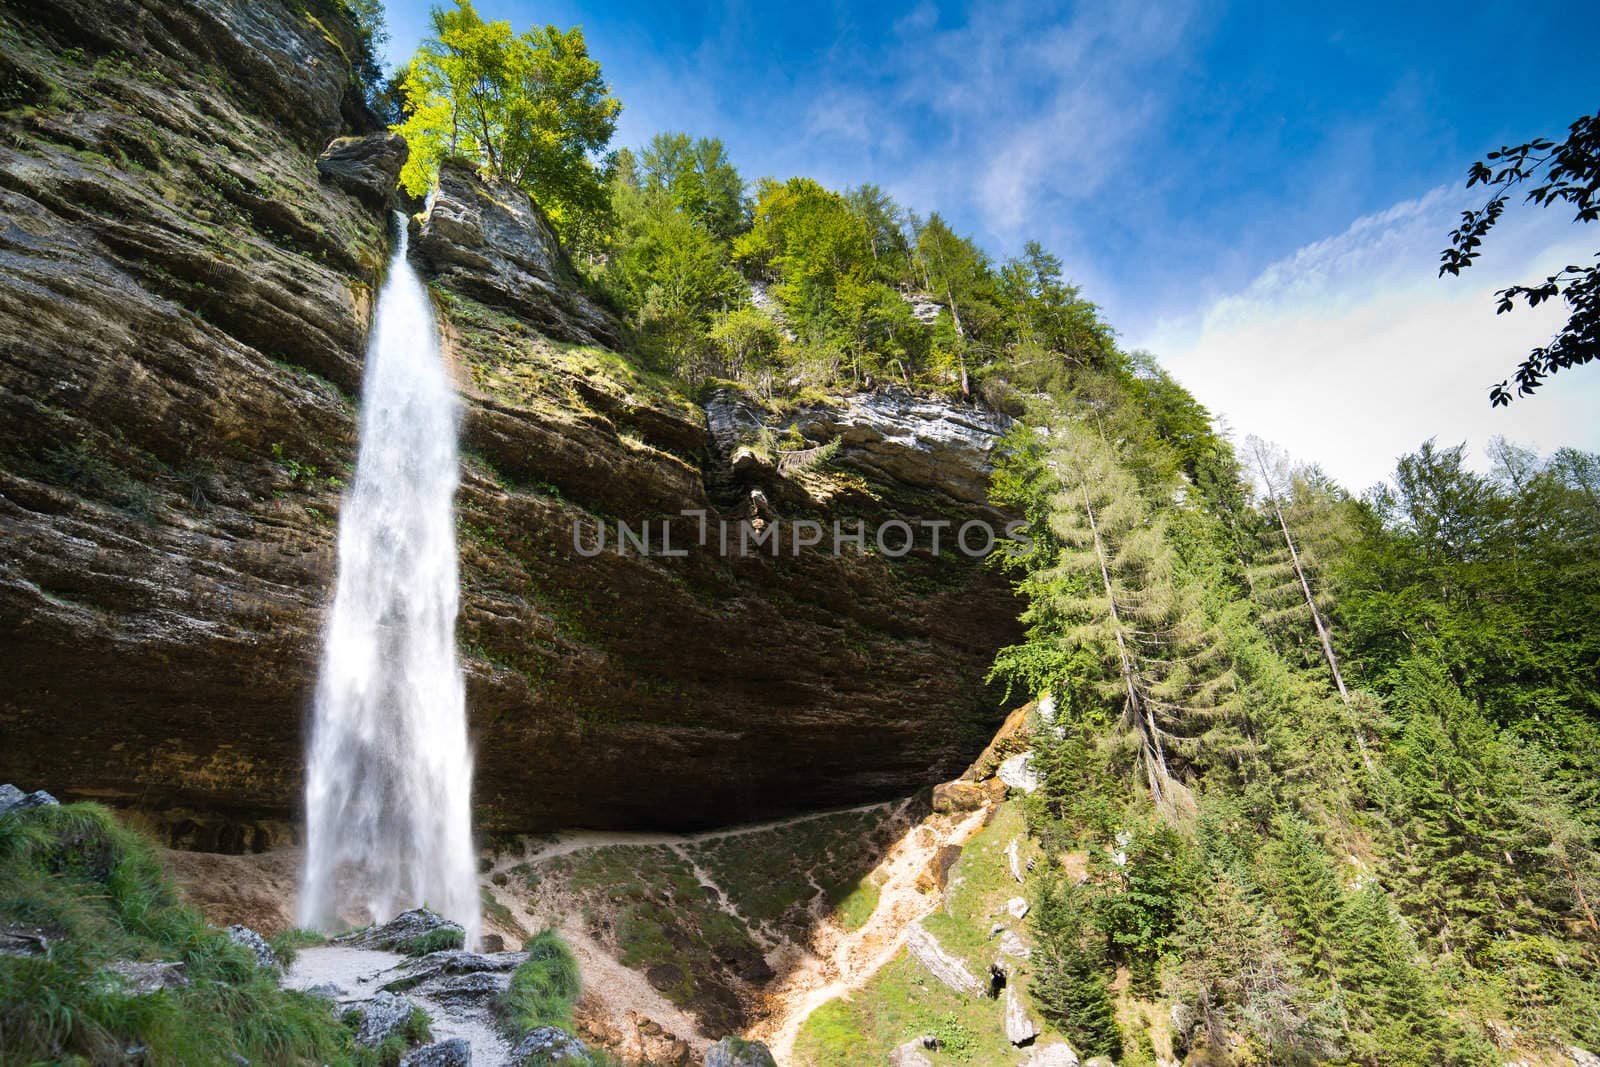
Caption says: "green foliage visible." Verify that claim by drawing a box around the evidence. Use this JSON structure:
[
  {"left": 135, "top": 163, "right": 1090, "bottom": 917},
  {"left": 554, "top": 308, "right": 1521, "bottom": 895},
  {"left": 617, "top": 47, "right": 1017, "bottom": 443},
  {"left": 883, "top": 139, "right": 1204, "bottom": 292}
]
[
  {"left": 988, "top": 289, "right": 1600, "bottom": 1064},
  {"left": 1437, "top": 111, "right": 1600, "bottom": 404},
  {"left": 603, "top": 175, "right": 745, "bottom": 377},
  {"left": 395, "top": 0, "right": 620, "bottom": 236},
  {"left": 640, "top": 132, "right": 746, "bottom": 239},
  {"left": 1029, "top": 880, "right": 1122, "bottom": 1058},
  {"left": 0, "top": 803, "right": 360, "bottom": 1065},
  {"left": 405, "top": 925, "right": 466, "bottom": 956},
  {"left": 498, "top": 929, "right": 582, "bottom": 1033}
]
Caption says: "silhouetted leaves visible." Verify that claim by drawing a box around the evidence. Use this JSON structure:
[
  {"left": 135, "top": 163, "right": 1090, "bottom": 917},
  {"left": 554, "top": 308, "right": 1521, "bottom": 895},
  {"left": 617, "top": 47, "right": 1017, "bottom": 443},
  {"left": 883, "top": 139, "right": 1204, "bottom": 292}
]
[{"left": 1439, "top": 112, "right": 1599, "bottom": 405}]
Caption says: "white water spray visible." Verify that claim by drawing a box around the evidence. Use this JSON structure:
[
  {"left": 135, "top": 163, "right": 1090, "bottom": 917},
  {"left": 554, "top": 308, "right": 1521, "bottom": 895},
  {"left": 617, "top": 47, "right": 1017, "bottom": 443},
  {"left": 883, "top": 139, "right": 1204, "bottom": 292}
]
[{"left": 300, "top": 213, "right": 479, "bottom": 946}]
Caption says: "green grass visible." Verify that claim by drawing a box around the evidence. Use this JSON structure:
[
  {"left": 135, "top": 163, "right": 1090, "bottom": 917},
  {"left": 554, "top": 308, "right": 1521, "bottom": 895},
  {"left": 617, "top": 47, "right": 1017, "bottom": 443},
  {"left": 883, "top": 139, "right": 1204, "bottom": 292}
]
[
  {"left": 498, "top": 930, "right": 582, "bottom": 1033},
  {"left": 405, "top": 926, "right": 465, "bottom": 956},
  {"left": 793, "top": 801, "right": 1060, "bottom": 1067},
  {"left": 792, "top": 953, "right": 1021, "bottom": 1067},
  {"left": 922, "top": 802, "right": 1036, "bottom": 962},
  {"left": 0, "top": 802, "right": 370, "bottom": 1065},
  {"left": 268, "top": 926, "right": 328, "bottom": 968},
  {"left": 832, "top": 878, "right": 881, "bottom": 931},
  {"left": 496, "top": 931, "right": 624, "bottom": 1065}
]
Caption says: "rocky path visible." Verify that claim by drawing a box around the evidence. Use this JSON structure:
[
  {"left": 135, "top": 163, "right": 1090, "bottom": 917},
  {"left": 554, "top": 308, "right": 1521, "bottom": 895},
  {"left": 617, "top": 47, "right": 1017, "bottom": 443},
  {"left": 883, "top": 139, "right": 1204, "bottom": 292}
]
[
  {"left": 284, "top": 944, "right": 516, "bottom": 1064},
  {"left": 752, "top": 805, "right": 994, "bottom": 1063},
  {"left": 486, "top": 858, "right": 713, "bottom": 1063}
]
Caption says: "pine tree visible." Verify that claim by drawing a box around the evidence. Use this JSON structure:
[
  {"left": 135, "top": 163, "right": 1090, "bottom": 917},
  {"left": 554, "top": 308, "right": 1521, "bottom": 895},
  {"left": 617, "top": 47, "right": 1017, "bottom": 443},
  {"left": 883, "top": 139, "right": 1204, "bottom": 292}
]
[
  {"left": 1001, "top": 418, "right": 1251, "bottom": 807},
  {"left": 1337, "top": 883, "right": 1480, "bottom": 1067},
  {"left": 1263, "top": 813, "right": 1350, "bottom": 1002},
  {"left": 1029, "top": 880, "right": 1123, "bottom": 1058},
  {"left": 1168, "top": 866, "right": 1330, "bottom": 1063}
]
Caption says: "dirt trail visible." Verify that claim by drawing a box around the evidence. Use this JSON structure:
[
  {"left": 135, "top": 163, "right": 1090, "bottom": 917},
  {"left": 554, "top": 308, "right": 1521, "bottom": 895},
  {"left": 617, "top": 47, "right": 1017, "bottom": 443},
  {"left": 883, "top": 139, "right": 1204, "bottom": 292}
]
[
  {"left": 503, "top": 800, "right": 897, "bottom": 868},
  {"left": 485, "top": 851, "right": 713, "bottom": 1060},
  {"left": 480, "top": 799, "right": 917, "bottom": 1062},
  {"left": 751, "top": 804, "right": 994, "bottom": 1063}
]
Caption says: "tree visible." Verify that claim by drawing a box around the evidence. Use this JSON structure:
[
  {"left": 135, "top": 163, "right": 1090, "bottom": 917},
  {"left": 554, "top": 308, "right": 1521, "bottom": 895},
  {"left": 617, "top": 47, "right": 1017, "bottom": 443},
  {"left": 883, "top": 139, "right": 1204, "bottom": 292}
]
[
  {"left": 1245, "top": 439, "right": 1368, "bottom": 773},
  {"left": 707, "top": 306, "right": 782, "bottom": 390},
  {"left": 914, "top": 213, "right": 991, "bottom": 396},
  {"left": 1168, "top": 865, "right": 1326, "bottom": 1063},
  {"left": 640, "top": 132, "right": 747, "bottom": 240},
  {"left": 994, "top": 418, "right": 1248, "bottom": 808},
  {"left": 334, "top": 0, "right": 389, "bottom": 109},
  {"left": 1438, "top": 112, "right": 1599, "bottom": 405},
  {"left": 1030, "top": 880, "right": 1123, "bottom": 1058},
  {"left": 605, "top": 189, "right": 744, "bottom": 376},
  {"left": 845, "top": 183, "right": 911, "bottom": 279},
  {"left": 395, "top": 1, "right": 621, "bottom": 235}
]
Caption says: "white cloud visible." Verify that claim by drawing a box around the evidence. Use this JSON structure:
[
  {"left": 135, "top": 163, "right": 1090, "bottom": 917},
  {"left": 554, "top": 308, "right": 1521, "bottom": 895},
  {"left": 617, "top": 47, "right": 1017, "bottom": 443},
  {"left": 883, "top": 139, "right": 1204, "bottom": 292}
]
[
  {"left": 1141, "top": 189, "right": 1600, "bottom": 491},
  {"left": 866, "top": 1, "right": 1199, "bottom": 240}
]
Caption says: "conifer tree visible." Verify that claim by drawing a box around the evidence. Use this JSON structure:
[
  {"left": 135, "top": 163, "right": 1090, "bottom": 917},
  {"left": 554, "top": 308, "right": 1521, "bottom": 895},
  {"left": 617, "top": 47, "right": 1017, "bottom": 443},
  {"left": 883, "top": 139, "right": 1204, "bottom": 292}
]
[
  {"left": 1000, "top": 419, "right": 1250, "bottom": 806},
  {"left": 1029, "top": 880, "right": 1123, "bottom": 1058}
]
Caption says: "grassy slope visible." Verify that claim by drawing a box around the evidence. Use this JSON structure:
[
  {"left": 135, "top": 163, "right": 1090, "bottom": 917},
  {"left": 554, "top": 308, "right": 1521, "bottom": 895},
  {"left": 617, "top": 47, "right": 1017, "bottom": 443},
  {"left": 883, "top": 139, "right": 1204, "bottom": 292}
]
[
  {"left": 0, "top": 802, "right": 372, "bottom": 1065},
  {"left": 794, "top": 801, "right": 1067, "bottom": 1066}
]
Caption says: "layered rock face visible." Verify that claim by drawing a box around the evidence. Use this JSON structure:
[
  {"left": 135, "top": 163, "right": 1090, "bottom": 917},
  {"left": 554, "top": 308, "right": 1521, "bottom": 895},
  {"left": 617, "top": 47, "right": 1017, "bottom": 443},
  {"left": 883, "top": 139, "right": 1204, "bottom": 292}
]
[{"left": 0, "top": 0, "right": 1021, "bottom": 843}]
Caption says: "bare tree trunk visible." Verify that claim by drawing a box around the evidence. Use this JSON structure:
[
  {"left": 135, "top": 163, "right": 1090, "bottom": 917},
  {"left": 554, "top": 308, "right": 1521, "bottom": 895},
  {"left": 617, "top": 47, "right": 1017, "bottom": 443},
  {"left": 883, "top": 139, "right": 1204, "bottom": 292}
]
[
  {"left": 1559, "top": 851, "right": 1600, "bottom": 933},
  {"left": 1253, "top": 444, "right": 1370, "bottom": 770},
  {"left": 1082, "top": 482, "right": 1170, "bottom": 803}
]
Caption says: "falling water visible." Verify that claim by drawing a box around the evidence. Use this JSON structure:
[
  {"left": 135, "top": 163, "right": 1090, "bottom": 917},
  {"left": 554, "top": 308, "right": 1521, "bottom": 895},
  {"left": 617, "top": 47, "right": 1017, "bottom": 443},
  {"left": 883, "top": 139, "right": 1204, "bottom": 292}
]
[{"left": 299, "top": 212, "right": 479, "bottom": 946}]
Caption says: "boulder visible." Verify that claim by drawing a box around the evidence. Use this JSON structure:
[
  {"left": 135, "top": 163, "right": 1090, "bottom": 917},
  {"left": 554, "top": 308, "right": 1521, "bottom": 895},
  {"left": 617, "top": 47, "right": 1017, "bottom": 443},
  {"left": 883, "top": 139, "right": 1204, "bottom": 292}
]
[
  {"left": 890, "top": 1036, "right": 938, "bottom": 1067},
  {"left": 704, "top": 1036, "right": 778, "bottom": 1067},
  {"left": 1005, "top": 838, "right": 1025, "bottom": 883},
  {"left": 401, "top": 1039, "right": 471, "bottom": 1067},
  {"left": 0, "top": 784, "right": 58, "bottom": 817},
  {"left": 383, "top": 949, "right": 530, "bottom": 992},
  {"left": 511, "top": 1026, "right": 591, "bottom": 1064},
  {"left": 1005, "top": 986, "right": 1041, "bottom": 1046},
  {"left": 227, "top": 924, "right": 279, "bottom": 969},
  {"left": 997, "top": 752, "right": 1041, "bottom": 793},
  {"left": 1025, "top": 1042, "right": 1081, "bottom": 1066},
  {"left": 104, "top": 960, "right": 188, "bottom": 993},
  {"left": 344, "top": 991, "right": 424, "bottom": 1048},
  {"left": 1570, "top": 1049, "right": 1600, "bottom": 1067},
  {"left": 998, "top": 930, "right": 1032, "bottom": 959},
  {"left": 336, "top": 909, "right": 464, "bottom": 955},
  {"left": 427, "top": 970, "right": 510, "bottom": 1006},
  {"left": 932, "top": 780, "right": 1003, "bottom": 814},
  {"left": 317, "top": 132, "right": 408, "bottom": 210},
  {"left": 904, "top": 923, "right": 984, "bottom": 997},
  {"left": 916, "top": 845, "right": 965, "bottom": 893},
  {"left": 1006, "top": 896, "right": 1031, "bottom": 919},
  {"left": 413, "top": 160, "right": 623, "bottom": 349}
]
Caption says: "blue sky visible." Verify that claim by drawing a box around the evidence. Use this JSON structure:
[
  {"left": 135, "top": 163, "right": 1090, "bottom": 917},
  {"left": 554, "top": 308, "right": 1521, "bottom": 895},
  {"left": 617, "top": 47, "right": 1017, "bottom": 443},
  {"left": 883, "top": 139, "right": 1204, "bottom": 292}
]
[{"left": 379, "top": 1, "right": 1600, "bottom": 488}]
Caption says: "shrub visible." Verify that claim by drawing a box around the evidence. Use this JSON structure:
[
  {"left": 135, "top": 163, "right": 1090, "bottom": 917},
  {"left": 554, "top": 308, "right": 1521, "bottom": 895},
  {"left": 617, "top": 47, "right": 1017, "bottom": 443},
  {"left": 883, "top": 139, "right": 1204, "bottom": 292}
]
[{"left": 498, "top": 929, "right": 583, "bottom": 1033}]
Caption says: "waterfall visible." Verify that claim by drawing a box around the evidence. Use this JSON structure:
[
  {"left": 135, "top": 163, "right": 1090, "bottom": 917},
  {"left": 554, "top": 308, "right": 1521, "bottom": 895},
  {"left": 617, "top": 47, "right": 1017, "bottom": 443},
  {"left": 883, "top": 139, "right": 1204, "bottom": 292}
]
[{"left": 299, "top": 212, "right": 479, "bottom": 946}]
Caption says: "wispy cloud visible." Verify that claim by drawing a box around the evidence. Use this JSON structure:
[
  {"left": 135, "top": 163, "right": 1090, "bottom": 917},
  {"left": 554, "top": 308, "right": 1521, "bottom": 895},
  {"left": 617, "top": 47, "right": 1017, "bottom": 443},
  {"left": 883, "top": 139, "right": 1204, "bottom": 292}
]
[
  {"left": 1142, "top": 189, "right": 1600, "bottom": 490},
  {"left": 877, "top": 2, "right": 1200, "bottom": 239}
]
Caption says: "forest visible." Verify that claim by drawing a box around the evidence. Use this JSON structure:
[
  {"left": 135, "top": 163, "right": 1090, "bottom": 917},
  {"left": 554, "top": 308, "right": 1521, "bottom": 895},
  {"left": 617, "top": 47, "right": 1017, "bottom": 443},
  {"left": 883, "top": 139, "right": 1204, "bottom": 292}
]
[{"left": 374, "top": 4, "right": 1600, "bottom": 1063}]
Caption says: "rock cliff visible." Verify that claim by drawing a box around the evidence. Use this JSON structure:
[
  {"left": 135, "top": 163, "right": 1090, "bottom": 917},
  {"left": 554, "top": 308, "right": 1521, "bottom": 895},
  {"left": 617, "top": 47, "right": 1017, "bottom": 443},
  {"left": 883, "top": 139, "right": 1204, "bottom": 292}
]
[{"left": 0, "top": 0, "right": 1021, "bottom": 845}]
